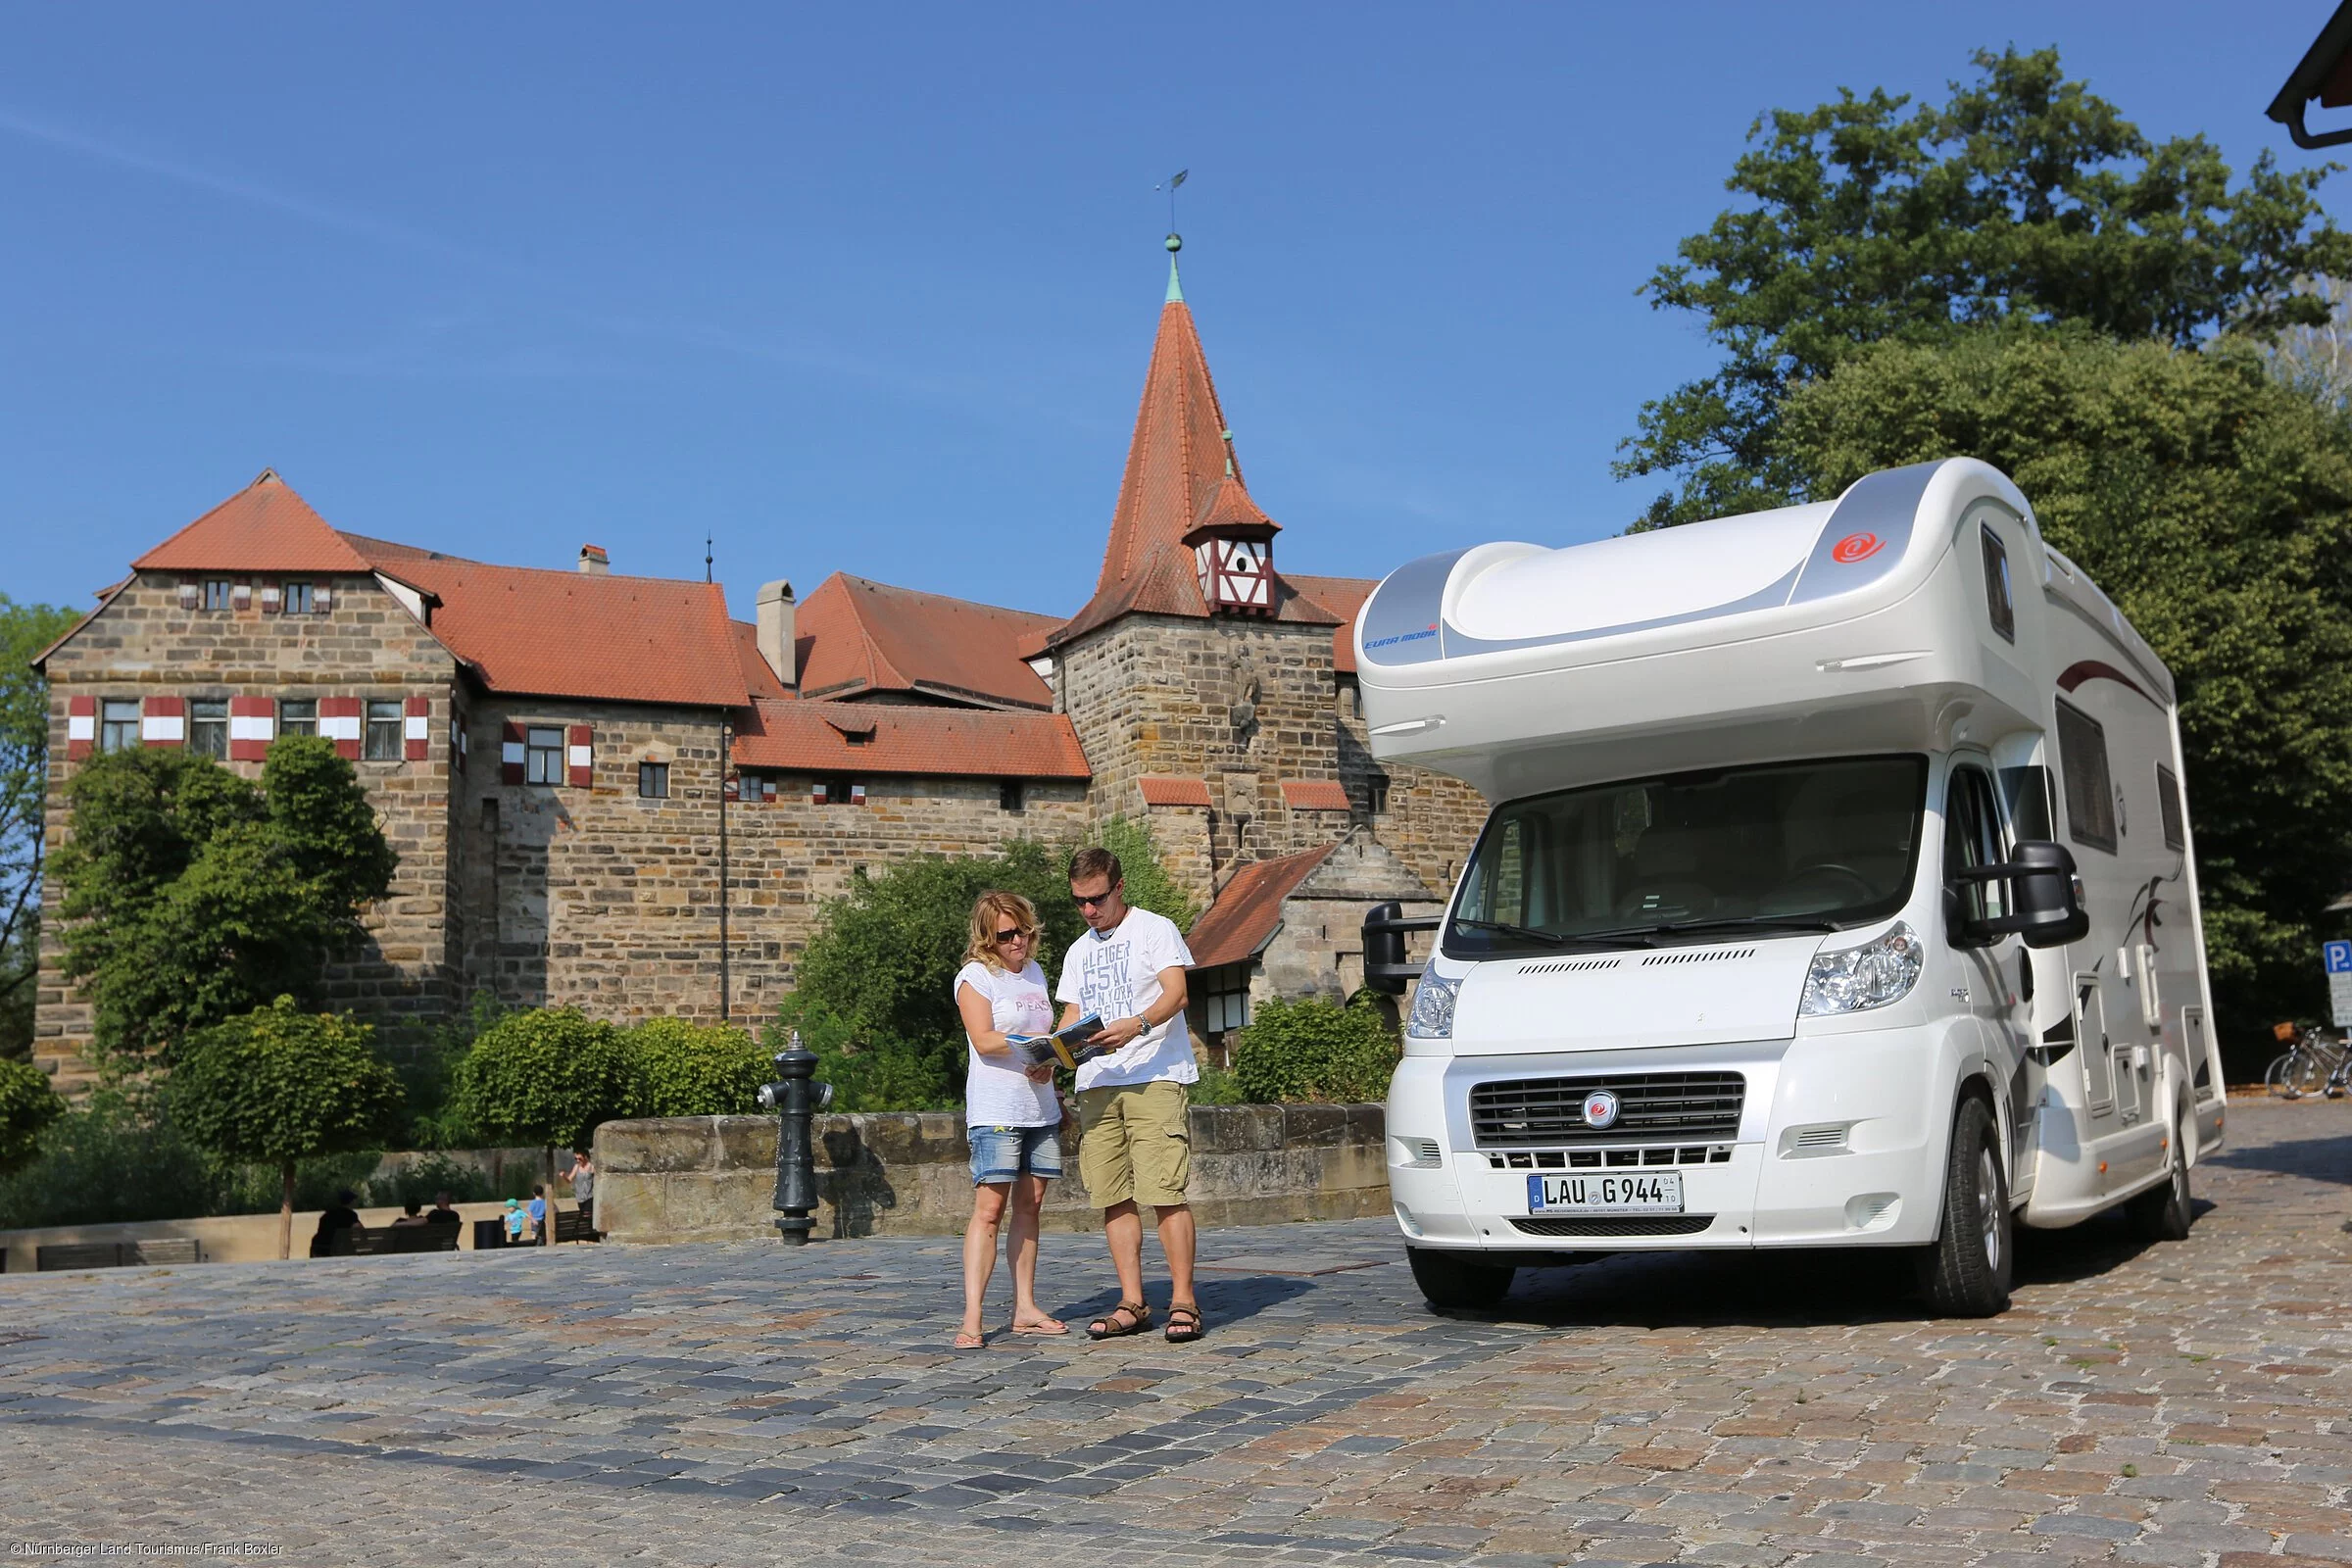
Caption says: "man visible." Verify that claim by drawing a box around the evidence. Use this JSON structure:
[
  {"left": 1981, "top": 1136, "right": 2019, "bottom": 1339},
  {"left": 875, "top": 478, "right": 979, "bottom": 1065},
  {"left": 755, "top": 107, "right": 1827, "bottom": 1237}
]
[
  {"left": 422, "top": 1190, "right": 464, "bottom": 1227},
  {"left": 1054, "top": 847, "right": 1202, "bottom": 1344}
]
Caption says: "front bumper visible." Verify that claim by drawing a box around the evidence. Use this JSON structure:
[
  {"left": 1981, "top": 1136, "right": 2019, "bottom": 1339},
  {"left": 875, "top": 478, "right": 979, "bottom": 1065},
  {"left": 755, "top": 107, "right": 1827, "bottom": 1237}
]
[{"left": 1386, "top": 1030, "right": 1952, "bottom": 1253}]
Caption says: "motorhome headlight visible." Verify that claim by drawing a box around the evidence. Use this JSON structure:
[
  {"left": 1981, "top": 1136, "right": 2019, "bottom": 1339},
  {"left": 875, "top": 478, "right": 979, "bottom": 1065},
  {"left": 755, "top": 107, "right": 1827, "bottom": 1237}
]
[
  {"left": 1405, "top": 973, "right": 1459, "bottom": 1039},
  {"left": 1798, "top": 922, "right": 1924, "bottom": 1016}
]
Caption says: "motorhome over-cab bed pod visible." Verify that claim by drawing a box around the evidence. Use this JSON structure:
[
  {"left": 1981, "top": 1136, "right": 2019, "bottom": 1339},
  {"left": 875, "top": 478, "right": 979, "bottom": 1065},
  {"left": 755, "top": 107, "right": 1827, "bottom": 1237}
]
[{"left": 1352, "top": 459, "right": 2174, "bottom": 802}]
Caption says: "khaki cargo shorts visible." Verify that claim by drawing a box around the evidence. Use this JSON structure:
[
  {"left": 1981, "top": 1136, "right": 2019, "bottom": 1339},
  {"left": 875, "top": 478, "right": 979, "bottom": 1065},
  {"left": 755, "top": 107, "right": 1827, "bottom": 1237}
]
[{"left": 1076, "top": 1079, "right": 1192, "bottom": 1209}]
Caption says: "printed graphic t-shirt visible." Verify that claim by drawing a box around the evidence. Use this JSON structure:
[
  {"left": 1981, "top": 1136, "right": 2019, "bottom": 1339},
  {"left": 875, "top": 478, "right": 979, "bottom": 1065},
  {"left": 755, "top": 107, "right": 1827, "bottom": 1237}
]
[
  {"left": 956, "top": 959, "right": 1059, "bottom": 1128},
  {"left": 1054, "top": 906, "right": 1198, "bottom": 1092}
]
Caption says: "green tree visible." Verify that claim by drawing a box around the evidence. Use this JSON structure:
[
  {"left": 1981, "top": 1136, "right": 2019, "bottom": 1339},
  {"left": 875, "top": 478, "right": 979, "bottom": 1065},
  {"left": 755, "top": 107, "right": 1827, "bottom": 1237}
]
[
  {"left": 0, "top": 1056, "right": 64, "bottom": 1174},
  {"left": 172, "top": 997, "right": 406, "bottom": 1258},
  {"left": 454, "top": 1008, "right": 636, "bottom": 1197},
  {"left": 1775, "top": 327, "right": 2352, "bottom": 1059},
  {"left": 1618, "top": 47, "right": 2351, "bottom": 526},
  {"left": 1085, "top": 815, "right": 1201, "bottom": 929},
  {"left": 1, "top": 597, "right": 81, "bottom": 1059},
  {"left": 1229, "top": 993, "right": 1400, "bottom": 1105},
  {"left": 48, "top": 737, "right": 397, "bottom": 1065},
  {"left": 625, "top": 1017, "right": 767, "bottom": 1116}
]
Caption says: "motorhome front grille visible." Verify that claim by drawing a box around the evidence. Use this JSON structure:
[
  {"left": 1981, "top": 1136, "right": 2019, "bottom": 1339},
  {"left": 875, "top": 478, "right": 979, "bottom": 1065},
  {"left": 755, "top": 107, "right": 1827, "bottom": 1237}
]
[
  {"left": 1469, "top": 1072, "right": 1745, "bottom": 1147},
  {"left": 1509, "top": 1214, "right": 1716, "bottom": 1238},
  {"left": 1485, "top": 1145, "right": 1732, "bottom": 1170}
]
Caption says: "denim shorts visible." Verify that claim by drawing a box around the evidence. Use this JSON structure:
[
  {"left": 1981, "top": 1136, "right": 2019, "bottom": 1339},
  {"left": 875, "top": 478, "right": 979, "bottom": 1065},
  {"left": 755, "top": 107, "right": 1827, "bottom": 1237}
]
[{"left": 968, "top": 1124, "right": 1062, "bottom": 1186}]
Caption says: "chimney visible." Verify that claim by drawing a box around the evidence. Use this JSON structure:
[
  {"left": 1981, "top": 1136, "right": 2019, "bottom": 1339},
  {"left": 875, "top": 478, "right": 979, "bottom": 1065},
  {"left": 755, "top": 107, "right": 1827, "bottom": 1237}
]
[
  {"left": 756, "top": 579, "right": 797, "bottom": 689},
  {"left": 577, "top": 544, "right": 610, "bottom": 575}
]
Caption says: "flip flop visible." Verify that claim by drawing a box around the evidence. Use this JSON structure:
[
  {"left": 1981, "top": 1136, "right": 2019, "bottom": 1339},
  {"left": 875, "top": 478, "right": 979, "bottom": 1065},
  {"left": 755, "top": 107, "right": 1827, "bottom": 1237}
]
[
  {"left": 953, "top": 1329, "right": 986, "bottom": 1349},
  {"left": 1011, "top": 1316, "right": 1070, "bottom": 1337},
  {"left": 1086, "top": 1300, "right": 1152, "bottom": 1340}
]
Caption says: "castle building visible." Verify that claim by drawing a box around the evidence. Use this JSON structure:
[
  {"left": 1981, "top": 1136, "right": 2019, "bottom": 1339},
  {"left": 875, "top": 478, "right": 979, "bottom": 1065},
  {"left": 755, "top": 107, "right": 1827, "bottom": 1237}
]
[{"left": 31, "top": 240, "right": 1483, "bottom": 1090}]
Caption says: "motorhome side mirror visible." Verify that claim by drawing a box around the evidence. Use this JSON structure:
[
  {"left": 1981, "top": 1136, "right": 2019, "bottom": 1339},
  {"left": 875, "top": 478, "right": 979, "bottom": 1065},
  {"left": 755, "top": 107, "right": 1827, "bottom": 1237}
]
[
  {"left": 1362, "top": 901, "right": 1409, "bottom": 996},
  {"left": 1972, "top": 840, "right": 2089, "bottom": 949}
]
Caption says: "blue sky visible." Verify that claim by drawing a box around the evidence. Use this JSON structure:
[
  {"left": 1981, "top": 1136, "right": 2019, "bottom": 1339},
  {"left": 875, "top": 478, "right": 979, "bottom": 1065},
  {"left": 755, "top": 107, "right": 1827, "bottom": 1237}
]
[{"left": 2, "top": 4, "right": 2342, "bottom": 622}]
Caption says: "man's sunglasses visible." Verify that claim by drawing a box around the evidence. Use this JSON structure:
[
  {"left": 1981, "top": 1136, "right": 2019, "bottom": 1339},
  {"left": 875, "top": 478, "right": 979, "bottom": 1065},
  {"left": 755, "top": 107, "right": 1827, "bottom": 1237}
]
[
  {"left": 994, "top": 928, "right": 1031, "bottom": 943},
  {"left": 1073, "top": 891, "right": 1116, "bottom": 908}
]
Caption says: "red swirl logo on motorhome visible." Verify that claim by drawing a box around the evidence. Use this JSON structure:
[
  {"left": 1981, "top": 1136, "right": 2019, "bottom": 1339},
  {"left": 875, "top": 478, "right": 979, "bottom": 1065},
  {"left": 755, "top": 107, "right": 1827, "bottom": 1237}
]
[{"left": 1831, "top": 532, "right": 1885, "bottom": 564}]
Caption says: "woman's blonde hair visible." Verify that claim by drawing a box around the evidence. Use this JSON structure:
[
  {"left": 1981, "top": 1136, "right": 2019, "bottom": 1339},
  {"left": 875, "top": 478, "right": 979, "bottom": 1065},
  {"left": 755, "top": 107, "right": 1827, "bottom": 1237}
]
[{"left": 964, "top": 890, "right": 1043, "bottom": 972}]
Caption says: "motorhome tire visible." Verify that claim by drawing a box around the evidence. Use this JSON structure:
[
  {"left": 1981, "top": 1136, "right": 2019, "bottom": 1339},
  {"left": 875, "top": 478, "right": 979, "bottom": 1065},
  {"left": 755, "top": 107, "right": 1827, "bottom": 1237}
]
[
  {"left": 1916, "top": 1098, "right": 2013, "bottom": 1317},
  {"left": 1406, "top": 1247, "right": 1514, "bottom": 1310},
  {"left": 2126, "top": 1101, "right": 2194, "bottom": 1243}
]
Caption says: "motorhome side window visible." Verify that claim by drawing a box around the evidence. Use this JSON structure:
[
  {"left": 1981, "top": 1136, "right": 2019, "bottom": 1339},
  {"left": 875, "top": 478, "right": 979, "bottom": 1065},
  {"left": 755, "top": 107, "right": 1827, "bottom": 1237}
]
[
  {"left": 1943, "top": 766, "right": 2010, "bottom": 929},
  {"left": 2155, "top": 763, "right": 2185, "bottom": 851},
  {"left": 1445, "top": 755, "right": 1928, "bottom": 956},
  {"left": 2054, "top": 699, "right": 2118, "bottom": 853},
  {"left": 1997, "top": 764, "right": 2055, "bottom": 841},
  {"left": 1980, "top": 523, "right": 2015, "bottom": 642}
]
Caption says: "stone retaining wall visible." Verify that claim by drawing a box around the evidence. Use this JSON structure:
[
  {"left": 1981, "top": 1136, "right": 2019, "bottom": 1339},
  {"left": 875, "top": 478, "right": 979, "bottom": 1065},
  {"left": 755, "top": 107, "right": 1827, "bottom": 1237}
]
[{"left": 592, "top": 1102, "right": 1391, "bottom": 1244}]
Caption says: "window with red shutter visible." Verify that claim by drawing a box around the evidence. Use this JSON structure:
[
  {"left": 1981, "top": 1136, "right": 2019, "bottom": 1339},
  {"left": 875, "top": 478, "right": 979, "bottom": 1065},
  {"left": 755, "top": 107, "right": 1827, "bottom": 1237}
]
[
  {"left": 67, "top": 696, "right": 96, "bottom": 760},
  {"left": 566, "top": 725, "right": 593, "bottom": 788},
  {"left": 404, "top": 697, "right": 430, "bottom": 761},
  {"left": 319, "top": 697, "right": 364, "bottom": 760},
  {"left": 501, "top": 720, "right": 526, "bottom": 784},
  {"left": 227, "top": 697, "right": 275, "bottom": 761}
]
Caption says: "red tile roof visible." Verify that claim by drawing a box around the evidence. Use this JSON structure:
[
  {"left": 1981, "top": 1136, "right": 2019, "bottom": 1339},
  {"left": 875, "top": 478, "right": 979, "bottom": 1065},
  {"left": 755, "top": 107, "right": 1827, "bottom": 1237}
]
[
  {"left": 1280, "top": 778, "right": 1352, "bottom": 811},
  {"left": 729, "top": 620, "right": 794, "bottom": 701},
  {"left": 796, "top": 574, "right": 1056, "bottom": 710},
  {"left": 1139, "top": 776, "right": 1213, "bottom": 808},
  {"left": 1285, "top": 573, "right": 1377, "bottom": 674},
  {"left": 133, "top": 470, "right": 377, "bottom": 574},
  {"left": 1185, "top": 844, "right": 1336, "bottom": 970},
  {"left": 1047, "top": 298, "right": 1337, "bottom": 649},
  {"left": 730, "top": 699, "right": 1090, "bottom": 779},
  {"left": 338, "top": 538, "right": 749, "bottom": 710}
]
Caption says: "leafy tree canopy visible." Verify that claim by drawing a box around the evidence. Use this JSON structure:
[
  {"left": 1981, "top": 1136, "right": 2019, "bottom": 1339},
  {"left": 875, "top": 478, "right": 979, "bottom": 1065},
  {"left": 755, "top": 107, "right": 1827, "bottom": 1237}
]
[
  {"left": 625, "top": 1018, "right": 767, "bottom": 1117},
  {"left": 1619, "top": 47, "right": 2351, "bottom": 525},
  {"left": 454, "top": 1007, "right": 635, "bottom": 1152},
  {"left": 49, "top": 738, "right": 397, "bottom": 1065},
  {"left": 0, "top": 1056, "right": 65, "bottom": 1174},
  {"left": 1, "top": 598, "right": 85, "bottom": 1059},
  {"left": 785, "top": 818, "right": 1196, "bottom": 1109},
  {"left": 1230, "top": 994, "right": 1399, "bottom": 1105},
  {"left": 173, "top": 997, "right": 406, "bottom": 1166},
  {"left": 1776, "top": 327, "right": 2352, "bottom": 1052}
]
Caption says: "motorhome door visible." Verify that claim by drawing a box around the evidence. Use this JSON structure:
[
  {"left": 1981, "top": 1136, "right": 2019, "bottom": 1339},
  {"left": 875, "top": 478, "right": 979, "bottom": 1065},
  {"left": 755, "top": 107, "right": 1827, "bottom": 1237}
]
[{"left": 1945, "top": 760, "right": 2031, "bottom": 1165}]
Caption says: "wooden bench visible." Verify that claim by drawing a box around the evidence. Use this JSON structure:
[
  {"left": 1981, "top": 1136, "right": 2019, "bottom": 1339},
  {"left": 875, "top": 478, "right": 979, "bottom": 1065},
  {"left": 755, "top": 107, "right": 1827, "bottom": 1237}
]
[
  {"left": 326, "top": 1225, "right": 461, "bottom": 1257},
  {"left": 36, "top": 1238, "right": 202, "bottom": 1271},
  {"left": 553, "top": 1208, "right": 601, "bottom": 1245}
]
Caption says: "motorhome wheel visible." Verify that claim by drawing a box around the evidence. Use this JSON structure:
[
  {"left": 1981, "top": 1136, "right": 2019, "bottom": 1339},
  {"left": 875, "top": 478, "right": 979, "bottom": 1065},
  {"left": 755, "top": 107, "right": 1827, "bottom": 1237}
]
[
  {"left": 1406, "top": 1247, "right": 1515, "bottom": 1311},
  {"left": 2126, "top": 1100, "right": 2194, "bottom": 1243},
  {"left": 1916, "top": 1098, "right": 2013, "bottom": 1317}
]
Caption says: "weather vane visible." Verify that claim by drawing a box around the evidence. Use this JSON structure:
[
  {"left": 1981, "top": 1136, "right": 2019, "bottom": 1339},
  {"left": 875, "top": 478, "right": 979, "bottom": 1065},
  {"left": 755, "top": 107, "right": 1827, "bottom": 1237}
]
[{"left": 1156, "top": 169, "right": 1188, "bottom": 235}]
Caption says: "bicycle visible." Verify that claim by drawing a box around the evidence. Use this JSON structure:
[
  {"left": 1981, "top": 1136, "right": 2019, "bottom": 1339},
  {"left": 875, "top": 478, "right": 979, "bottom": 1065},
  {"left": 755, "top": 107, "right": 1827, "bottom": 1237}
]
[{"left": 2264, "top": 1022, "right": 2351, "bottom": 1099}]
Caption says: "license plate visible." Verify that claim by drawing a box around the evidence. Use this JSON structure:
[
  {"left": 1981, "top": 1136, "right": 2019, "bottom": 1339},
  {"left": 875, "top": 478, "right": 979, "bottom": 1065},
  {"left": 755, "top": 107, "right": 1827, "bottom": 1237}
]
[{"left": 1527, "top": 1170, "right": 1684, "bottom": 1214}]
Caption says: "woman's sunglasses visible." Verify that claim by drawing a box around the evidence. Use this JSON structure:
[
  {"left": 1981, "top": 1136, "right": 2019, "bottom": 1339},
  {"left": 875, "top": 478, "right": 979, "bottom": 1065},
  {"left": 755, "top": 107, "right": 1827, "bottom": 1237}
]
[{"left": 994, "top": 928, "right": 1032, "bottom": 944}]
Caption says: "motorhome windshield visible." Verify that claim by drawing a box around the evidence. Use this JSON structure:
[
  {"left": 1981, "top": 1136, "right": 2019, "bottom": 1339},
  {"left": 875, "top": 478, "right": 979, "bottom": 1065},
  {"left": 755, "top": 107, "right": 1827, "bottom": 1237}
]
[{"left": 1445, "top": 755, "right": 1929, "bottom": 957}]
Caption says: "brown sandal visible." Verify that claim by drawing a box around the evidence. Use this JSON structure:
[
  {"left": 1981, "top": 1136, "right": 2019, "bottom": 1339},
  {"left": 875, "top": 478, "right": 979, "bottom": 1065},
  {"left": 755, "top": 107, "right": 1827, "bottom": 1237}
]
[
  {"left": 1162, "top": 1304, "right": 1203, "bottom": 1344},
  {"left": 1087, "top": 1300, "right": 1152, "bottom": 1340}
]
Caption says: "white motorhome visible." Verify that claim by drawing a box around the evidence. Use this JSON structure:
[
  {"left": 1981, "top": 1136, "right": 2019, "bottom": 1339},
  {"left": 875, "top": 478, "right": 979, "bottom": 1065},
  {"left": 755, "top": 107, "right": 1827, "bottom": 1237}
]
[{"left": 1356, "top": 459, "right": 2225, "bottom": 1316}]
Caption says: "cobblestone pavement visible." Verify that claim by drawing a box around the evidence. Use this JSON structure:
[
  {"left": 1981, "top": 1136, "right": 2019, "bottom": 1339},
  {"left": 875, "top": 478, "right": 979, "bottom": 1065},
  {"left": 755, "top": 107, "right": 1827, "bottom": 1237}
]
[{"left": 0, "top": 1099, "right": 2344, "bottom": 1568}]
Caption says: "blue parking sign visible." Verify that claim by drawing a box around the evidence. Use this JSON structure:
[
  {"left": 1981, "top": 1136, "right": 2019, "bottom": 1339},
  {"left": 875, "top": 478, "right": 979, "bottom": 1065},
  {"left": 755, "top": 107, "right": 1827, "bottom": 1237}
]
[{"left": 2328, "top": 941, "right": 2352, "bottom": 975}]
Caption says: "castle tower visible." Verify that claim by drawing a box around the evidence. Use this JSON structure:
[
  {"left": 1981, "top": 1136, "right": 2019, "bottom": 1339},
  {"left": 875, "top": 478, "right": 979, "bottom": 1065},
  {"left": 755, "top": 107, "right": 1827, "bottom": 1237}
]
[{"left": 1044, "top": 235, "right": 1347, "bottom": 902}]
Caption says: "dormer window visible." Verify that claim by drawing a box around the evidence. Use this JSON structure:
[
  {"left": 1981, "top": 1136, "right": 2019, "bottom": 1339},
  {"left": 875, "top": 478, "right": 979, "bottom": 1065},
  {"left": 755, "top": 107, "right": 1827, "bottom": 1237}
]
[
  {"left": 283, "top": 582, "right": 315, "bottom": 615},
  {"left": 204, "top": 580, "right": 234, "bottom": 611},
  {"left": 1181, "top": 455, "right": 1280, "bottom": 617}
]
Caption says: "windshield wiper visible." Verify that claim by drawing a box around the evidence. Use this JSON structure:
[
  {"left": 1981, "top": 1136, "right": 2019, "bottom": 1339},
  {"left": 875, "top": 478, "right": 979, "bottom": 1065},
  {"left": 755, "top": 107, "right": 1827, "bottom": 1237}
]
[
  {"left": 1595, "top": 916, "right": 1846, "bottom": 941},
  {"left": 1450, "top": 918, "right": 1654, "bottom": 951}
]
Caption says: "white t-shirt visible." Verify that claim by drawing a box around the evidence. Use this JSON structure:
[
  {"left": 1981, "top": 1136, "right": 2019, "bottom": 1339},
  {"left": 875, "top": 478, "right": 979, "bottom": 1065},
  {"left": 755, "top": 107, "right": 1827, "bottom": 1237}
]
[
  {"left": 956, "top": 959, "right": 1058, "bottom": 1128},
  {"left": 1054, "top": 906, "right": 1199, "bottom": 1091}
]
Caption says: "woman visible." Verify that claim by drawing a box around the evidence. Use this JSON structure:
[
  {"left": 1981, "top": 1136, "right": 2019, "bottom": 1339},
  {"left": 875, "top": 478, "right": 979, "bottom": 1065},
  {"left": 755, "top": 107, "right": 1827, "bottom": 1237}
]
[{"left": 953, "top": 890, "right": 1069, "bottom": 1347}]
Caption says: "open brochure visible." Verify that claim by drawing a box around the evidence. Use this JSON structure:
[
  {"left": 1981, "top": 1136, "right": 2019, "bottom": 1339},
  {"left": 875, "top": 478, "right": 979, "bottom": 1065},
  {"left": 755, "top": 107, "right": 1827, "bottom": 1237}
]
[{"left": 1006, "top": 1012, "right": 1108, "bottom": 1072}]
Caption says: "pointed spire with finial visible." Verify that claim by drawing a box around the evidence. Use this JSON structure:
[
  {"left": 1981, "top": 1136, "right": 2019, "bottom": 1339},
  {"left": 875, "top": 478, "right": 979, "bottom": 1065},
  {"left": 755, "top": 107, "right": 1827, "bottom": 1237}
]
[{"left": 1164, "top": 231, "right": 1184, "bottom": 304}]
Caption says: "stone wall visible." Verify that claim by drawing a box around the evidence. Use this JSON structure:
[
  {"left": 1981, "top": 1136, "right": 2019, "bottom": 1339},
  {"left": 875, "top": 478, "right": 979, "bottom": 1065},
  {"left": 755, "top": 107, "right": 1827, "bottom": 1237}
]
[
  {"left": 1256, "top": 830, "right": 1444, "bottom": 1008},
  {"left": 592, "top": 1102, "right": 1393, "bottom": 1244},
  {"left": 1057, "top": 613, "right": 1353, "bottom": 905},
  {"left": 451, "top": 697, "right": 1092, "bottom": 1024},
  {"left": 35, "top": 571, "right": 461, "bottom": 1089}
]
